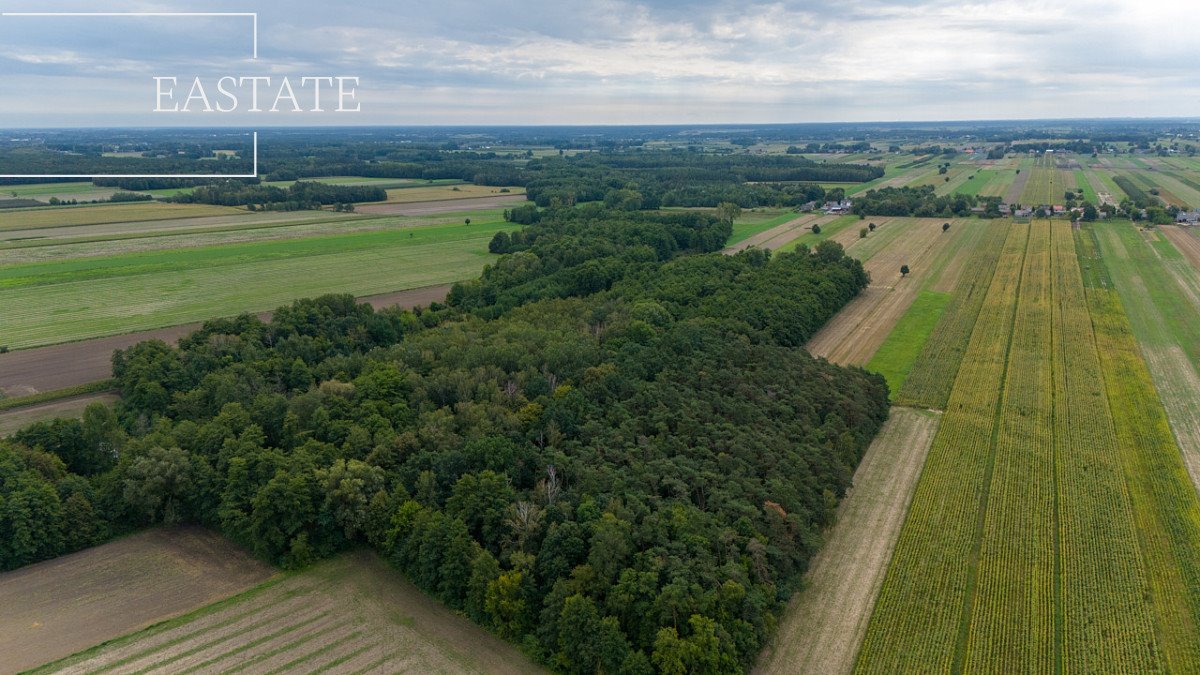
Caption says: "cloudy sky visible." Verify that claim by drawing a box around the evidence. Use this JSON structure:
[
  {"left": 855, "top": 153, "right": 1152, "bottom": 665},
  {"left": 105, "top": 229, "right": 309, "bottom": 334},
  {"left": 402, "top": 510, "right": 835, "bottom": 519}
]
[{"left": 0, "top": 0, "right": 1197, "bottom": 126}]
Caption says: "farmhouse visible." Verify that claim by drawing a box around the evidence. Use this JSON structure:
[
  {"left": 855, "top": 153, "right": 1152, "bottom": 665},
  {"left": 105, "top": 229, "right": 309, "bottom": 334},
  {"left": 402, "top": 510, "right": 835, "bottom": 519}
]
[
  {"left": 1176, "top": 210, "right": 1200, "bottom": 225},
  {"left": 824, "top": 199, "right": 853, "bottom": 214}
]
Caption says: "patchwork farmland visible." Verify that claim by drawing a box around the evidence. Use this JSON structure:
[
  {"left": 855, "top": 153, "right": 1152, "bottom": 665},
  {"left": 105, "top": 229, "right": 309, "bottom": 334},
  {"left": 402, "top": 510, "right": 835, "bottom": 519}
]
[{"left": 774, "top": 218, "right": 1200, "bottom": 674}]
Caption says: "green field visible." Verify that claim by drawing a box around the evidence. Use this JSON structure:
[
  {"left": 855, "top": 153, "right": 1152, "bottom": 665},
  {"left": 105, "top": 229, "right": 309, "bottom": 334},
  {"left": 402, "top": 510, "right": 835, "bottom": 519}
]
[
  {"left": 726, "top": 209, "right": 800, "bottom": 246},
  {"left": 866, "top": 290, "right": 951, "bottom": 393},
  {"left": 0, "top": 218, "right": 510, "bottom": 348}
]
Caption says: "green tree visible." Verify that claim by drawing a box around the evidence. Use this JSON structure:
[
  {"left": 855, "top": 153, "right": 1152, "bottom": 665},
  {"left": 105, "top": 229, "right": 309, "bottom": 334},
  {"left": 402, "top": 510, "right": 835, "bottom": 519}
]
[
  {"left": 900, "top": 264, "right": 910, "bottom": 277},
  {"left": 122, "top": 446, "right": 194, "bottom": 525}
]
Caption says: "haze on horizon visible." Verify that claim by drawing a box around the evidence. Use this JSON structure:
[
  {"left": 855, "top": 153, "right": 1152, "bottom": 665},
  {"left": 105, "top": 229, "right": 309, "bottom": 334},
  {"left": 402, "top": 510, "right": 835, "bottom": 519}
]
[{"left": 0, "top": 0, "right": 1196, "bottom": 127}]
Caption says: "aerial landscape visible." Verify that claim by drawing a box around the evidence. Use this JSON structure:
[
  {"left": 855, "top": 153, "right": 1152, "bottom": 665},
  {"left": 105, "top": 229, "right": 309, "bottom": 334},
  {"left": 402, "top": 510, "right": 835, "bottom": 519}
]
[{"left": 2, "top": 1, "right": 1200, "bottom": 674}]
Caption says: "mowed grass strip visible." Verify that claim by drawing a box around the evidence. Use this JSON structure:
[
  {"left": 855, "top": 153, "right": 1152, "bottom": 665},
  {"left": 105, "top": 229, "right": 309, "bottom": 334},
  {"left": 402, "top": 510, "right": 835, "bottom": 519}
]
[
  {"left": 0, "top": 202, "right": 243, "bottom": 231},
  {"left": 1081, "top": 225, "right": 1200, "bottom": 671},
  {"left": 0, "top": 220, "right": 509, "bottom": 348},
  {"left": 896, "top": 222, "right": 1010, "bottom": 408},
  {"left": 855, "top": 223, "right": 1030, "bottom": 673}
]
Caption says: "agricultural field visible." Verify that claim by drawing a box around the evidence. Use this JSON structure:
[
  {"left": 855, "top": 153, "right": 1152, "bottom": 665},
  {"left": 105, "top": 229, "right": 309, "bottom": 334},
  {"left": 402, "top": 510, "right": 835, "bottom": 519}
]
[
  {"left": 724, "top": 213, "right": 834, "bottom": 252},
  {"left": 805, "top": 218, "right": 979, "bottom": 367},
  {"left": 0, "top": 218, "right": 511, "bottom": 348},
  {"left": 852, "top": 221, "right": 1200, "bottom": 672},
  {"left": 0, "top": 202, "right": 244, "bottom": 230},
  {"left": 725, "top": 208, "right": 806, "bottom": 246},
  {"left": 1090, "top": 223, "right": 1200, "bottom": 487},
  {"left": 0, "top": 527, "right": 273, "bottom": 674},
  {"left": 24, "top": 549, "right": 538, "bottom": 675}
]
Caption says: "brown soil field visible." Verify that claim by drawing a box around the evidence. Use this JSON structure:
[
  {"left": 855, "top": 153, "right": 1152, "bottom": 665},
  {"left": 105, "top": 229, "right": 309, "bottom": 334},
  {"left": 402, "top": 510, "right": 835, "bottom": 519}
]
[
  {"left": 755, "top": 408, "right": 941, "bottom": 675},
  {"left": 38, "top": 551, "right": 542, "bottom": 675},
  {"left": 0, "top": 392, "right": 119, "bottom": 437},
  {"left": 806, "top": 220, "right": 960, "bottom": 365},
  {"left": 0, "top": 527, "right": 274, "bottom": 675},
  {"left": 0, "top": 284, "right": 452, "bottom": 397},
  {"left": 723, "top": 214, "right": 827, "bottom": 253},
  {"left": 358, "top": 195, "right": 528, "bottom": 215}
]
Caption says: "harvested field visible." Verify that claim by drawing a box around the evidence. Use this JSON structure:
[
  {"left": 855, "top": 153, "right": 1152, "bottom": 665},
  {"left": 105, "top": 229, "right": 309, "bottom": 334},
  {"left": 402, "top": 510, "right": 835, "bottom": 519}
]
[
  {"left": 0, "top": 392, "right": 119, "bottom": 436},
  {"left": 0, "top": 527, "right": 273, "bottom": 675},
  {"left": 806, "top": 219, "right": 962, "bottom": 365},
  {"left": 36, "top": 551, "right": 541, "bottom": 675},
  {"left": 756, "top": 408, "right": 941, "bottom": 675},
  {"left": 0, "top": 284, "right": 452, "bottom": 397},
  {"left": 357, "top": 194, "right": 528, "bottom": 215}
]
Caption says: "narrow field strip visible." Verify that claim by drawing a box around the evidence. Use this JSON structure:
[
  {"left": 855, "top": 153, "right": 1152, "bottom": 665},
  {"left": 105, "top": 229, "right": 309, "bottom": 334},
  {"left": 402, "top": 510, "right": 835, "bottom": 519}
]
[
  {"left": 1081, "top": 227, "right": 1200, "bottom": 670},
  {"left": 854, "top": 222, "right": 1030, "bottom": 673},
  {"left": 1049, "top": 223, "right": 1160, "bottom": 672},
  {"left": 757, "top": 408, "right": 941, "bottom": 675},
  {"left": 895, "top": 223, "right": 1010, "bottom": 408}
]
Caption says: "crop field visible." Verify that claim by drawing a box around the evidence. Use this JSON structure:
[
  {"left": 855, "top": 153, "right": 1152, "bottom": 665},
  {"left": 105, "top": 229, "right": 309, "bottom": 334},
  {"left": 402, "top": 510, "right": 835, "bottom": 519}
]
[
  {"left": 806, "top": 219, "right": 972, "bottom": 366},
  {"left": 0, "top": 219, "right": 510, "bottom": 348},
  {"left": 0, "top": 527, "right": 273, "bottom": 674},
  {"left": 35, "top": 550, "right": 540, "bottom": 675},
  {"left": 1091, "top": 223, "right": 1200, "bottom": 487},
  {"left": 0, "top": 202, "right": 245, "bottom": 230},
  {"left": 853, "top": 221, "right": 1200, "bottom": 673},
  {"left": 1018, "top": 156, "right": 1060, "bottom": 205}
]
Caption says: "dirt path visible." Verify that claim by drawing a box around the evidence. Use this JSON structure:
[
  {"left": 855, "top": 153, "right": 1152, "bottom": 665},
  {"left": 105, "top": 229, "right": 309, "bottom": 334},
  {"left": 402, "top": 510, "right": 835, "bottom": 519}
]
[
  {"left": 0, "top": 284, "right": 452, "bottom": 397},
  {"left": 755, "top": 408, "right": 941, "bottom": 675},
  {"left": 356, "top": 195, "right": 527, "bottom": 215},
  {"left": 0, "top": 527, "right": 273, "bottom": 675},
  {"left": 806, "top": 220, "right": 958, "bottom": 365}
]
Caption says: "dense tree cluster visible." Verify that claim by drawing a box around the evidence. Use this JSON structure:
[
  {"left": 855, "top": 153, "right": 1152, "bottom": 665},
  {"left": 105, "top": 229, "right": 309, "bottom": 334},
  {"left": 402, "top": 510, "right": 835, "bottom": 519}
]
[
  {"left": 851, "top": 186, "right": 1001, "bottom": 217},
  {"left": 169, "top": 180, "right": 385, "bottom": 210},
  {"left": 3, "top": 206, "right": 887, "bottom": 673},
  {"left": 523, "top": 154, "right": 881, "bottom": 209}
]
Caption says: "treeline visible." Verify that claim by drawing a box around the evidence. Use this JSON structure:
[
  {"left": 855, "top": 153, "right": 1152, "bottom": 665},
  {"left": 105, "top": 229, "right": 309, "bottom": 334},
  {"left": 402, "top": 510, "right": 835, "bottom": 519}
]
[
  {"left": 0, "top": 148, "right": 253, "bottom": 184},
  {"left": 2, "top": 206, "right": 889, "bottom": 673},
  {"left": 852, "top": 186, "right": 1002, "bottom": 217},
  {"left": 787, "top": 142, "right": 874, "bottom": 154},
  {"left": 523, "top": 154, "right": 880, "bottom": 209},
  {"left": 168, "top": 180, "right": 385, "bottom": 210}
]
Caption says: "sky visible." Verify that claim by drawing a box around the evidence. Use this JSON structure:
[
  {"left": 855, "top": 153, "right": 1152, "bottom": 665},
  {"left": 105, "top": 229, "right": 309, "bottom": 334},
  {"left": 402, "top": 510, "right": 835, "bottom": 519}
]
[{"left": 1, "top": 0, "right": 1198, "bottom": 126}]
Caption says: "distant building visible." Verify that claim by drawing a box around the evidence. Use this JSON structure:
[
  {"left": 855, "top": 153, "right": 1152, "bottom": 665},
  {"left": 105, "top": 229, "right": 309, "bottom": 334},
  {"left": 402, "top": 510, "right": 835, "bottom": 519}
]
[
  {"left": 998, "top": 203, "right": 1012, "bottom": 215},
  {"left": 1176, "top": 211, "right": 1200, "bottom": 225},
  {"left": 1014, "top": 208, "right": 1035, "bottom": 218},
  {"left": 824, "top": 199, "right": 852, "bottom": 214}
]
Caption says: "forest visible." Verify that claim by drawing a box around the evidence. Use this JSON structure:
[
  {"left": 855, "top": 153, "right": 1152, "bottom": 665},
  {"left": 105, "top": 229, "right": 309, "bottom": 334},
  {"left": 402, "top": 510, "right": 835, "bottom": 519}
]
[
  {"left": 0, "top": 204, "right": 888, "bottom": 673},
  {"left": 168, "top": 180, "right": 387, "bottom": 209}
]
